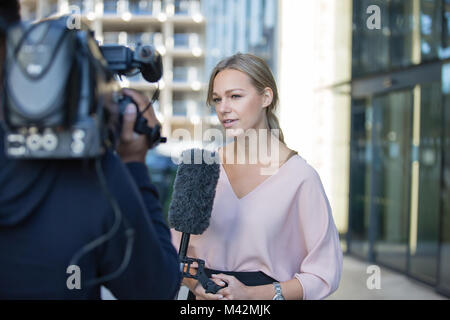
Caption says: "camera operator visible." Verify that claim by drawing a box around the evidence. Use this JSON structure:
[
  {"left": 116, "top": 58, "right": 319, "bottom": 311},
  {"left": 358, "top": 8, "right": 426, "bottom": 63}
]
[{"left": 0, "top": 1, "right": 181, "bottom": 299}]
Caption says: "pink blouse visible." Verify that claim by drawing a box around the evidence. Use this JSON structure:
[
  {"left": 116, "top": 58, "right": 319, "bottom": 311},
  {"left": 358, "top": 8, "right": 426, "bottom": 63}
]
[{"left": 171, "top": 154, "right": 343, "bottom": 300}]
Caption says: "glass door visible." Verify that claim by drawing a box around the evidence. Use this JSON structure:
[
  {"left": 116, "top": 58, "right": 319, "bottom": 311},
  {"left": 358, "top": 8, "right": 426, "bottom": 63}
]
[
  {"left": 348, "top": 98, "right": 372, "bottom": 259},
  {"left": 349, "top": 63, "right": 443, "bottom": 282},
  {"left": 371, "top": 90, "right": 413, "bottom": 272},
  {"left": 409, "top": 82, "right": 442, "bottom": 285}
]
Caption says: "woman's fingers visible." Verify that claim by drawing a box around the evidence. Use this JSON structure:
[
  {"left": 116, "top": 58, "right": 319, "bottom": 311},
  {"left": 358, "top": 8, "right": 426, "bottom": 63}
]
[
  {"left": 218, "top": 287, "right": 231, "bottom": 296},
  {"left": 211, "top": 273, "right": 235, "bottom": 285},
  {"left": 210, "top": 277, "right": 227, "bottom": 287},
  {"left": 205, "top": 292, "right": 223, "bottom": 300},
  {"left": 193, "top": 281, "right": 223, "bottom": 300}
]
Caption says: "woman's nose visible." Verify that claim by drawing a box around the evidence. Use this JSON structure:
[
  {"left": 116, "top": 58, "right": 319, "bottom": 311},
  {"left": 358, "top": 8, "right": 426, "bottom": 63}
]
[{"left": 217, "top": 98, "right": 231, "bottom": 113}]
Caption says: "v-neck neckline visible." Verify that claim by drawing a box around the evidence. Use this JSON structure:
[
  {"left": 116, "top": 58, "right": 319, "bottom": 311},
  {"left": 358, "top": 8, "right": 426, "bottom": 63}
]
[{"left": 220, "top": 154, "right": 298, "bottom": 201}]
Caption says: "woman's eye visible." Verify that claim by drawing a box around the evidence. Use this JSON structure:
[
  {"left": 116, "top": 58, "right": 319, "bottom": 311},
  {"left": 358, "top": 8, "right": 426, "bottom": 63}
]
[
  {"left": 212, "top": 98, "right": 221, "bottom": 103},
  {"left": 231, "top": 95, "right": 241, "bottom": 99}
]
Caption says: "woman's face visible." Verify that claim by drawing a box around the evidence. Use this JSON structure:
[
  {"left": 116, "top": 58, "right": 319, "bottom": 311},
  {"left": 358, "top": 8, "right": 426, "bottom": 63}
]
[{"left": 211, "top": 69, "right": 272, "bottom": 137}]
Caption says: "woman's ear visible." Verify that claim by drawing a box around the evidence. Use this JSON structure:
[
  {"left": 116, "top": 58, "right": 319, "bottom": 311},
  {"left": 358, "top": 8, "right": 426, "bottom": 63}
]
[{"left": 262, "top": 87, "right": 273, "bottom": 108}]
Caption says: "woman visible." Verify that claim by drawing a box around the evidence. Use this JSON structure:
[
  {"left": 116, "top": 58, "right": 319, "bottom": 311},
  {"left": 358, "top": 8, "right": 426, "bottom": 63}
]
[{"left": 171, "top": 53, "right": 343, "bottom": 300}]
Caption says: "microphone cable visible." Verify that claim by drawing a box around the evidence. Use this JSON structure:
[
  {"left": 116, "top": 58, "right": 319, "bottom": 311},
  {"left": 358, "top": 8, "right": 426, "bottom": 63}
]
[{"left": 68, "top": 157, "right": 135, "bottom": 288}]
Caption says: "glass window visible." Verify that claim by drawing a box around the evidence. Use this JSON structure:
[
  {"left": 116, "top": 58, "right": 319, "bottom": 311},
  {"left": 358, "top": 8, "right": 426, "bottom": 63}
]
[
  {"left": 68, "top": 0, "right": 85, "bottom": 13},
  {"left": 420, "top": 0, "right": 442, "bottom": 61},
  {"left": 352, "top": 0, "right": 444, "bottom": 77},
  {"left": 173, "top": 66, "right": 189, "bottom": 83},
  {"left": 103, "top": 0, "right": 117, "bottom": 14},
  {"left": 352, "top": 0, "right": 406, "bottom": 77},
  {"left": 174, "top": 0, "right": 191, "bottom": 15},
  {"left": 173, "top": 101, "right": 187, "bottom": 116},
  {"left": 129, "top": 0, "right": 153, "bottom": 15},
  {"left": 441, "top": 0, "right": 450, "bottom": 58},
  {"left": 204, "top": 0, "right": 277, "bottom": 78},
  {"left": 174, "top": 33, "right": 190, "bottom": 48},
  {"left": 388, "top": 1, "right": 415, "bottom": 68}
]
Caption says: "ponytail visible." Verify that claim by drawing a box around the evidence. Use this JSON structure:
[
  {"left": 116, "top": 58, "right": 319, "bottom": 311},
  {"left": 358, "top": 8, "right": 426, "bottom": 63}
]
[{"left": 266, "top": 107, "right": 285, "bottom": 144}]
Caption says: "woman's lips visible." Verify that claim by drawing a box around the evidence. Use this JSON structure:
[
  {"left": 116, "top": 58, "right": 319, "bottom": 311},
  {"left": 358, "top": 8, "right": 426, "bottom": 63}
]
[{"left": 223, "top": 119, "right": 238, "bottom": 128}]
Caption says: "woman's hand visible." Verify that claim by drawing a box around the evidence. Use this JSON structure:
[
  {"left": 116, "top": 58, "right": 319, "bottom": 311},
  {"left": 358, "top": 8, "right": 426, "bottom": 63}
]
[
  {"left": 191, "top": 280, "right": 225, "bottom": 300},
  {"left": 212, "top": 274, "right": 251, "bottom": 300},
  {"left": 182, "top": 262, "right": 225, "bottom": 300}
]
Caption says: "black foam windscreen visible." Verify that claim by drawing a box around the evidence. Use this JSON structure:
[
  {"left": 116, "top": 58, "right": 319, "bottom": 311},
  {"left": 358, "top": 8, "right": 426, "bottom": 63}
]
[{"left": 168, "top": 148, "right": 220, "bottom": 235}]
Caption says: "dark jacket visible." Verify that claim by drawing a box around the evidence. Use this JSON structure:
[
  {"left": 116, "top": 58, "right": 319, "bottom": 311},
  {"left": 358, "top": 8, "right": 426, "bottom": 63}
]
[{"left": 0, "top": 126, "right": 181, "bottom": 299}]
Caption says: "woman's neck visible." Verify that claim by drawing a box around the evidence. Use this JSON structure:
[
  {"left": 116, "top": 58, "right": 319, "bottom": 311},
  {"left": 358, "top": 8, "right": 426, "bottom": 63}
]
[{"left": 225, "top": 129, "right": 283, "bottom": 166}]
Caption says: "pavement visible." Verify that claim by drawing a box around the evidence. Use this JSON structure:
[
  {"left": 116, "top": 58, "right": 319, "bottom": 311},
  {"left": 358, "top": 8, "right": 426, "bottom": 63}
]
[
  {"left": 101, "top": 254, "right": 449, "bottom": 300},
  {"left": 327, "top": 254, "right": 448, "bottom": 300}
]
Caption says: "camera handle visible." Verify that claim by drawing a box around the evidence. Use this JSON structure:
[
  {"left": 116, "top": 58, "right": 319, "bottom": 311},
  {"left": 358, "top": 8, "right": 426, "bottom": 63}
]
[{"left": 119, "top": 95, "right": 167, "bottom": 149}]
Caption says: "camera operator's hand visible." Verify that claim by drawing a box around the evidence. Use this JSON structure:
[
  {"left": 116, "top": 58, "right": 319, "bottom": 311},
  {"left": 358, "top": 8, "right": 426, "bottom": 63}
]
[{"left": 116, "top": 88, "right": 161, "bottom": 163}]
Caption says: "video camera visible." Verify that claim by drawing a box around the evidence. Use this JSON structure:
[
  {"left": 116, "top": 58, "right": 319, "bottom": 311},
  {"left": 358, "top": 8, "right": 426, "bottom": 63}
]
[{"left": 1, "top": 16, "right": 166, "bottom": 159}]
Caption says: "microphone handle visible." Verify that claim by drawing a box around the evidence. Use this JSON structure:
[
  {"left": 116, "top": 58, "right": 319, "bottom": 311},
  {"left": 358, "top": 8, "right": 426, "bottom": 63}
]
[
  {"left": 176, "top": 232, "right": 191, "bottom": 299},
  {"left": 178, "top": 232, "right": 226, "bottom": 295},
  {"left": 179, "top": 233, "right": 190, "bottom": 259}
]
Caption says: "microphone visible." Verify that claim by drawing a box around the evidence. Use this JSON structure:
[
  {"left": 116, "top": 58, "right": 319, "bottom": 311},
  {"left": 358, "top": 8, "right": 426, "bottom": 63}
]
[{"left": 168, "top": 148, "right": 224, "bottom": 295}]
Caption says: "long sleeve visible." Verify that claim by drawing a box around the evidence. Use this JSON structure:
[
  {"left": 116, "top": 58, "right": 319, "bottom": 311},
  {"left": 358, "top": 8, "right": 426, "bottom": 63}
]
[
  {"left": 294, "top": 169, "right": 343, "bottom": 300},
  {"left": 99, "top": 156, "right": 181, "bottom": 299},
  {"left": 123, "top": 162, "right": 182, "bottom": 296},
  {"left": 165, "top": 154, "right": 342, "bottom": 300},
  {"left": 125, "top": 162, "right": 174, "bottom": 253}
]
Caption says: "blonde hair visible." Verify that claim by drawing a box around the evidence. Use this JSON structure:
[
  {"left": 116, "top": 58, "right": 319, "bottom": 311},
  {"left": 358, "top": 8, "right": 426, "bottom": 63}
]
[{"left": 206, "top": 53, "right": 285, "bottom": 144}]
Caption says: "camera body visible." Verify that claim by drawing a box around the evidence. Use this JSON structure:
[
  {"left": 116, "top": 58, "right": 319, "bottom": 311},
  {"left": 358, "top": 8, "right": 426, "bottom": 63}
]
[{"left": 1, "top": 16, "right": 165, "bottom": 159}]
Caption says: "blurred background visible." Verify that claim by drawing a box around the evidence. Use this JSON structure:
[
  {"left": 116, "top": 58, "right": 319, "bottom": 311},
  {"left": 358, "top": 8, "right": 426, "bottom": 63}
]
[{"left": 18, "top": 0, "right": 449, "bottom": 299}]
